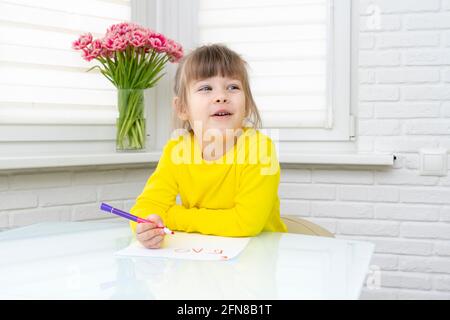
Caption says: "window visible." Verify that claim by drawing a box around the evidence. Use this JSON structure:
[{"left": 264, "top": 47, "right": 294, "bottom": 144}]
[
  {"left": 195, "top": 0, "right": 353, "bottom": 148},
  {"left": 0, "top": 0, "right": 131, "bottom": 157}
]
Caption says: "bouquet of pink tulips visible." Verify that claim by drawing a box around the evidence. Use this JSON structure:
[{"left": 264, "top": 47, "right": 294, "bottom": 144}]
[{"left": 73, "top": 22, "right": 183, "bottom": 150}]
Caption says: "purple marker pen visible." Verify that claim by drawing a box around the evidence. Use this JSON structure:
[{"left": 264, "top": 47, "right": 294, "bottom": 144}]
[{"left": 100, "top": 203, "right": 174, "bottom": 235}]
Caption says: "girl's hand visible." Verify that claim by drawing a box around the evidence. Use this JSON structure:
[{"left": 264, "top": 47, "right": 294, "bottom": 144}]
[{"left": 135, "top": 214, "right": 166, "bottom": 249}]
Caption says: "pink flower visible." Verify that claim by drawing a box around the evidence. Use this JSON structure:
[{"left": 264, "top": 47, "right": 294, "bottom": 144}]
[
  {"left": 81, "top": 39, "right": 103, "bottom": 62},
  {"left": 147, "top": 32, "right": 167, "bottom": 53},
  {"left": 103, "top": 34, "right": 127, "bottom": 52},
  {"left": 165, "top": 39, "right": 183, "bottom": 63},
  {"left": 72, "top": 22, "right": 184, "bottom": 89},
  {"left": 130, "top": 29, "right": 147, "bottom": 48},
  {"left": 72, "top": 33, "right": 93, "bottom": 50}
]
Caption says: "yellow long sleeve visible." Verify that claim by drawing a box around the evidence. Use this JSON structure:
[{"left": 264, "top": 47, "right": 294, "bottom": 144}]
[
  {"left": 165, "top": 153, "right": 281, "bottom": 237},
  {"left": 129, "top": 128, "right": 287, "bottom": 237}
]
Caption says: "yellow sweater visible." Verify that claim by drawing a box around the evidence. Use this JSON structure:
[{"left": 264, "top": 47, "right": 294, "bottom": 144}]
[{"left": 129, "top": 128, "right": 287, "bottom": 237}]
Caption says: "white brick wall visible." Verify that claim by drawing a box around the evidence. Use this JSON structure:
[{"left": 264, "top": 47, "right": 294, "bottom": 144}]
[
  {"left": 282, "top": 0, "right": 450, "bottom": 300},
  {"left": 0, "top": 165, "right": 152, "bottom": 229},
  {"left": 1, "top": 0, "right": 450, "bottom": 300}
]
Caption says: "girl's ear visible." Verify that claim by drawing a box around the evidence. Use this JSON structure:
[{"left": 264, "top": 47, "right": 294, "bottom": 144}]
[{"left": 173, "top": 97, "right": 189, "bottom": 121}]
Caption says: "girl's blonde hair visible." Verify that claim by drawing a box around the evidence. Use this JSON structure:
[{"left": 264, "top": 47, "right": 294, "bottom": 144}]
[{"left": 172, "top": 43, "right": 262, "bottom": 131}]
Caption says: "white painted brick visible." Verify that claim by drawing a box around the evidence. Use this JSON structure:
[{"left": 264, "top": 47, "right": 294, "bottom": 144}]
[
  {"left": 358, "top": 120, "right": 402, "bottom": 136},
  {"left": 279, "top": 184, "right": 336, "bottom": 200},
  {"left": 438, "top": 138, "right": 450, "bottom": 152},
  {"left": 312, "top": 169, "right": 373, "bottom": 185},
  {"left": 444, "top": 0, "right": 450, "bottom": 11},
  {"left": 8, "top": 206, "right": 72, "bottom": 228},
  {"left": 404, "top": 50, "right": 450, "bottom": 66},
  {"left": 356, "top": 136, "right": 374, "bottom": 152},
  {"left": 98, "top": 182, "right": 144, "bottom": 201},
  {"left": 401, "top": 222, "right": 450, "bottom": 239},
  {"left": 38, "top": 186, "right": 97, "bottom": 207},
  {"left": 370, "top": 238, "right": 434, "bottom": 256},
  {"left": 446, "top": 32, "right": 450, "bottom": 47},
  {"left": 358, "top": 104, "right": 374, "bottom": 118},
  {"left": 0, "top": 175, "right": 8, "bottom": 191},
  {"left": 441, "top": 207, "right": 450, "bottom": 222},
  {"left": 280, "top": 169, "right": 311, "bottom": 183},
  {"left": 406, "top": 14, "right": 450, "bottom": 30},
  {"left": 399, "top": 256, "right": 450, "bottom": 274},
  {"left": 123, "top": 167, "right": 154, "bottom": 182},
  {"left": 439, "top": 174, "right": 450, "bottom": 187},
  {"left": 338, "top": 186, "right": 368, "bottom": 201},
  {"left": 370, "top": 254, "right": 398, "bottom": 271},
  {"left": 360, "top": 0, "right": 440, "bottom": 14},
  {"left": 435, "top": 241, "right": 450, "bottom": 256},
  {"left": 433, "top": 275, "right": 450, "bottom": 291},
  {"left": 375, "top": 204, "right": 440, "bottom": 222},
  {"left": 441, "top": 69, "right": 450, "bottom": 82},
  {"left": 359, "top": 52, "right": 401, "bottom": 66},
  {"left": 73, "top": 169, "right": 125, "bottom": 185},
  {"left": 305, "top": 217, "right": 337, "bottom": 234},
  {"left": 381, "top": 272, "right": 432, "bottom": 290},
  {"left": 405, "top": 154, "right": 420, "bottom": 170},
  {"left": 360, "top": 15, "right": 401, "bottom": 32},
  {"left": 123, "top": 200, "right": 136, "bottom": 212},
  {"left": 359, "top": 35, "right": 375, "bottom": 50},
  {"left": 0, "top": 212, "right": 8, "bottom": 228},
  {"left": 440, "top": 100, "right": 450, "bottom": 115},
  {"left": 377, "top": 33, "right": 440, "bottom": 49},
  {"left": 359, "top": 70, "right": 376, "bottom": 84},
  {"left": 377, "top": 68, "right": 440, "bottom": 83},
  {"left": 339, "top": 186, "right": 399, "bottom": 202},
  {"left": 359, "top": 85, "right": 400, "bottom": 102},
  {"left": 405, "top": 119, "right": 450, "bottom": 135},
  {"left": 280, "top": 199, "right": 310, "bottom": 216},
  {"left": 400, "top": 188, "right": 450, "bottom": 205},
  {"left": 374, "top": 137, "right": 439, "bottom": 153},
  {"left": 374, "top": 103, "right": 441, "bottom": 118},
  {"left": 338, "top": 221, "right": 399, "bottom": 236},
  {"left": 311, "top": 202, "right": 373, "bottom": 219},
  {"left": 0, "top": 191, "right": 38, "bottom": 210},
  {"left": 391, "top": 155, "right": 404, "bottom": 169},
  {"left": 9, "top": 172, "right": 71, "bottom": 190},
  {"left": 72, "top": 202, "right": 123, "bottom": 221},
  {"left": 403, "top": 85, "right": 450, "bottom": 101},
  {"left": 360, "top": 288, "right": 397, "bottom": 300},
  {"left": 397, "top": 289, "right": 450, "bottom": 299},
  {"left": 375, "top": 170, "right": 439, "bottom": 186}
]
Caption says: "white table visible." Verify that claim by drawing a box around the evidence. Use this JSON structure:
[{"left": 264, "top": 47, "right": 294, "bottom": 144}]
[{"left": 0, "top": 220, "right": 374, "bottom": 300}]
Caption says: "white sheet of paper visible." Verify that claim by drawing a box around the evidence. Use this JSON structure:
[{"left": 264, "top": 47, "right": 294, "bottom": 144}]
[{"left": 114, "top": 232, "right": 251, "bottom": 261}]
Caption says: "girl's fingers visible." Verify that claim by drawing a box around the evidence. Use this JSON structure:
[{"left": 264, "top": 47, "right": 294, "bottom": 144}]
[
  {"left": 138, "top": 227, "right": 165, "bottom": 242},
  {"left": 136, "top": 222, "right": 157, "bottom": 234},
  {"left": 143, "top": 235, "right": 164, "bottom": 248},
  {"left": 146, "top": 214, "right": 164, "bottom": 228}
]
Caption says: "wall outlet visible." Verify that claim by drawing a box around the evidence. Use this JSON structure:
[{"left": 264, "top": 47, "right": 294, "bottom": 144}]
[{"left": 419, "top": 148, "right": 448, "bottom": 176}]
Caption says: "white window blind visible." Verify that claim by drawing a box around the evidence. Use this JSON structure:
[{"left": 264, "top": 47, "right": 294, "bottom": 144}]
[
  {"left": 196, "top": 0, "right": 352, "bottom": 142},
  {"left": 0, "top": 0, "right": 131, "bottom": 156}
]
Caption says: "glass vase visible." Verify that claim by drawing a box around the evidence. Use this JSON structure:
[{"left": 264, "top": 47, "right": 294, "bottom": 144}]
[{"left": 116, "top": 89, "right": 146, "bottom": 151}]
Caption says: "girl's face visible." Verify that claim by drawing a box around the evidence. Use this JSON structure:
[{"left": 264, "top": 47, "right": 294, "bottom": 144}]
[{"left": 176, "top": 75, "right": 247, "bottom": 137}]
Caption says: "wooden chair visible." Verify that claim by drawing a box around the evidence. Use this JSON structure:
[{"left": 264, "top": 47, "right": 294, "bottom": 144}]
[{"left": 281, "top": 215, "right": 334, "bottom": 238}]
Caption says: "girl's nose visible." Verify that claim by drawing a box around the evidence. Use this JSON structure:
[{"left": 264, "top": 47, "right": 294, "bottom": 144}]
[{"left": 215, "top": 96, "right": 228, "bottom": 103}]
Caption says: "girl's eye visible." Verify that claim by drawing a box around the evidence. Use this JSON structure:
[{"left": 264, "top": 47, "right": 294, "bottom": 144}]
[
  {"left": 199, "top": 86, "right": 211, "bottom": 91},
  {"left": 228, "top": 85, "right": 240, "bottom": 90}
]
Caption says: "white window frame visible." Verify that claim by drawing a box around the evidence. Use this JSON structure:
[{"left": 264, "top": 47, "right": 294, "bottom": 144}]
[
  {"left": 135, "top": 0, "right": 358, "bottom": 153},
  {"left": 0, "top": 0, "right": 395, "bottom": 170}
]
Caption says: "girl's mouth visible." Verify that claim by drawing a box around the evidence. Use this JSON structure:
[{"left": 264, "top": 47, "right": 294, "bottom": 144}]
[{"left": 211, "top": 111, "right": 233, "bottom": 118}]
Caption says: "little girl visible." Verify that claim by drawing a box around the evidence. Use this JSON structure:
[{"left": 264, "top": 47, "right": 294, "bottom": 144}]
[{"left": 130, "top": 44, "right": 287, "bottom": 249}]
